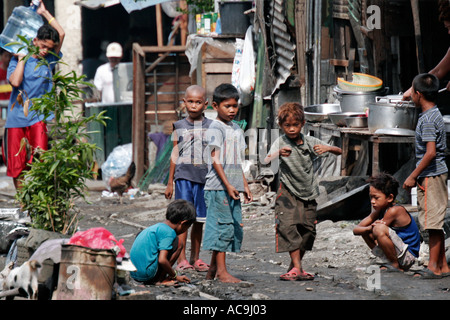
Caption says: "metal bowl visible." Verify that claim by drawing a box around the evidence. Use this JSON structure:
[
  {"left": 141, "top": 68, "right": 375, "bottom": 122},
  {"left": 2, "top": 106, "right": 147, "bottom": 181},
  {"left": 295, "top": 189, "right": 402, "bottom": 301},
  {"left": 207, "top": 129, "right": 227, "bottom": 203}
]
[
  {"left": 329, "top": 112, "right": 365, "bottom": 126},
  {"left": 304, "top": 104, "right": 341, "bottom": 122},
  {"left": 345, "top": 115, "right": 368, "bottom": 128}
]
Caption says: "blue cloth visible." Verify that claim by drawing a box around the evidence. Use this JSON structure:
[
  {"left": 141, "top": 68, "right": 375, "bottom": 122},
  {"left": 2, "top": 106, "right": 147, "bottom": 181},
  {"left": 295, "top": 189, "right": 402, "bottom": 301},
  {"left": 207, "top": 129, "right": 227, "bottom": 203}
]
[
  {"left": 415, "top": 106, "right": 447, "bottom": 177},
  {"left": 175, "top": 179, "right": 207, "bottom": 222},
  {"left": 202, "top": 190, "right": 243, "bottom": 253},
  {"left": 6, "top": 53, "right": 62, "bottom": 128},
  {"left": 129, "top": 223, "right": 176, "bottom": 282}
]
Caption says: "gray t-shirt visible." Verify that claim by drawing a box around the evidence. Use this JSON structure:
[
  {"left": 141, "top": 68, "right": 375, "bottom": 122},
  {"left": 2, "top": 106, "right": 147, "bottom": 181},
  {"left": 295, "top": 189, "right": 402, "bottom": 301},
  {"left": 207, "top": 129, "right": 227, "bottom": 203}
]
[
  {"left": 204, "top": 120, "right": 246, "bottom": 192},
  {"left": 268, "top": 134, "right": 329, "bottom": 201},
  {"left": 173, "top": 117, "right": 213, "bottom": 184},
  {"left": 415, "top": 106, "right": 448, "bottom": 178}
]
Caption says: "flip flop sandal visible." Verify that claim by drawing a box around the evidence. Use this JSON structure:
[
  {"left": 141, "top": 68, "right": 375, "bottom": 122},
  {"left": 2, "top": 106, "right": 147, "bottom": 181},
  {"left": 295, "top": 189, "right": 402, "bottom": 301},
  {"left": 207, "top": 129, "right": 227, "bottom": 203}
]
[
  {"left": 280, "top": 267, "right": 302, "bottom": 281},
  {"left": 298, "top": 271, "right": 315, "bottom": 281},
  {"left": 193, "top": 259, "right": 210, "bottom": 272},
  {"left": 176, "top": 260, "right": 195, "bottom": 271},
  {"left": 380, "top": 264, "right": 403, "bottom": 273},
  {"left": 413, "top": 268, "right": 443, "bottom": 279}
]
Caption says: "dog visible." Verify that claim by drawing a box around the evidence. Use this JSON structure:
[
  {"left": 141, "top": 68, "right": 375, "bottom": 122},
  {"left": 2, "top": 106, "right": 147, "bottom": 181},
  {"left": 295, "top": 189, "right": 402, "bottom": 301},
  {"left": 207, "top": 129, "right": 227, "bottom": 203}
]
[
  {"left": 0, "top": 261, "right": 14, "bottom": 289},
  {"left": 3, "top": 260, "right": 41, "bottom": 299}
]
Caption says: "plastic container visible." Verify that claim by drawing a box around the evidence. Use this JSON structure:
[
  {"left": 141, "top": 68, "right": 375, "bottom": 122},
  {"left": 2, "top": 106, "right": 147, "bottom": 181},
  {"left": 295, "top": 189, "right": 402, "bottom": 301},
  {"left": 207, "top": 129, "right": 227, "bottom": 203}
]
[
  {"left": 411, "top": 187, "right": 417, "bottom": 206},
  {"left": 0, "top": 0, "right": 43, "bottom": 54},
  {"left": 219, "top": 1, "right": 252, "bottom": 36}
]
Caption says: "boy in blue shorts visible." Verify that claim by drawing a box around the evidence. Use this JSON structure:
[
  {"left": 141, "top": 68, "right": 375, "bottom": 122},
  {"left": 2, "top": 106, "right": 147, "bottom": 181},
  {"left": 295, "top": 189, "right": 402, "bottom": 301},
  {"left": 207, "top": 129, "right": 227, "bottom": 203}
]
[
  {"left": 165, "top": 85, "right": 212, "bottom": 272},
  {"left": 203, "top": 83, "right": 252, "bottom": 283},
  {"left": 130, "top": 199, "right": 195, "bottom": 285}
]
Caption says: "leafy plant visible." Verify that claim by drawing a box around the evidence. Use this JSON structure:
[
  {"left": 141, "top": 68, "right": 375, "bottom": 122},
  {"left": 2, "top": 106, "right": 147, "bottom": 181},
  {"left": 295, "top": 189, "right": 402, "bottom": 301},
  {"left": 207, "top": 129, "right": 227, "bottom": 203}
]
[
  {"left": 12, "top": 36, "right": 109, "bottom": 234},
  {"left": 177, "top": 0, "right": 214, "bottom": 15}
]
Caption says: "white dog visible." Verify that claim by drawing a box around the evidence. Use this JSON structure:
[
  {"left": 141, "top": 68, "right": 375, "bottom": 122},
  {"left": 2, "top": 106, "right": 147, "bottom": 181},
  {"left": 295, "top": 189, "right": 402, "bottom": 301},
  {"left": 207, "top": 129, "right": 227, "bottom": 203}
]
[
  {"left": 0, "top": 261, "right": 14, "bottom": 289},
  {"left": 3, "top": 260, "right": 41, "bottom": 299}
]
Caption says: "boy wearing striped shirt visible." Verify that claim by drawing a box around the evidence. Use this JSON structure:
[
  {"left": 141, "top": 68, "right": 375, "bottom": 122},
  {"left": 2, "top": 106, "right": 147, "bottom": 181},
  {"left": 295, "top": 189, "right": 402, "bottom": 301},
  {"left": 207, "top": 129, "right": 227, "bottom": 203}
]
[{"left": 403, "top": 73, "right": 450, "bottom": 278}]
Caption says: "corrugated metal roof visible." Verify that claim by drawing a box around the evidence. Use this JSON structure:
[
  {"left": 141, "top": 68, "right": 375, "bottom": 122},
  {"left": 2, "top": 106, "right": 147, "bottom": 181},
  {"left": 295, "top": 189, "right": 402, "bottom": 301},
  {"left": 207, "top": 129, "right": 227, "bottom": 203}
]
[{"left": 270, "top": 0, "right": 296, "bottom": 93}]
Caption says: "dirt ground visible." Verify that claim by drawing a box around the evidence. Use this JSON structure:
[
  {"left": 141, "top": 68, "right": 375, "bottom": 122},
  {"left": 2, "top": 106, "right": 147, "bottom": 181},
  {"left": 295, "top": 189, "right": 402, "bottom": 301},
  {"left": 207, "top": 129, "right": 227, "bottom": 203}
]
[{"left": 1, "top": 173, "right": 450, "bottom": 303}]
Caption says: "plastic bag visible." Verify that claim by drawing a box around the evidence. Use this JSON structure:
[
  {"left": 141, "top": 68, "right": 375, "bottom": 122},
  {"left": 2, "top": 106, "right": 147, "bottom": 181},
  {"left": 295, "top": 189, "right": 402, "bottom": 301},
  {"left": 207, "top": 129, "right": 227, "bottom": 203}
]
[
  {"left": 68, "top": 227, "right": 126, "bottom": 258},
  {"left": 101, "top": 143, "right": 132, "bottom": 190},
  {"left": 231, "top": 38, "right": 244, "bottom": 90},
  {"left": 238, "top": 26, "right": 255, "bottom": 106}
]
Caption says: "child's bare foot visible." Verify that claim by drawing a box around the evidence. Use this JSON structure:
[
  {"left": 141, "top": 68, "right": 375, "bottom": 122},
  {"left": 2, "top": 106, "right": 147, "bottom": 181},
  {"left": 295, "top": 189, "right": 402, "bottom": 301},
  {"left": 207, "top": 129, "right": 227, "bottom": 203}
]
[{"left": 216, "top": 272, "right": 241, "bottom": 283}]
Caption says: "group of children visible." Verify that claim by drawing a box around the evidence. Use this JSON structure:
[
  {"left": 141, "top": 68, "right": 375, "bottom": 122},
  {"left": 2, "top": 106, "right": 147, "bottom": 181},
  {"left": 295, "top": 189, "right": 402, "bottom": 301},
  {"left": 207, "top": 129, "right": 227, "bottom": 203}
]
[{"left": 129, "top": 73, "right": 450, "bottom": 286}]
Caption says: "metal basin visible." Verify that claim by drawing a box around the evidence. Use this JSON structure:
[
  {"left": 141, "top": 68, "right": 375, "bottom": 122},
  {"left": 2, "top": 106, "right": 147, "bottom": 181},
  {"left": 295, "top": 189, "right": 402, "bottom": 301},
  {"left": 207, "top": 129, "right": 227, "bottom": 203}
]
[
  {"left": 329, "top": 112, "right": 366, "bottom": 126},
  {"left": 444, "top": 115, "right": 450, "bottom": 133},
  {"left": 345, "top": 115, "right": 368, "bottom": 128},
  {"left": 304, "top": 104, "right": 341, "bottom": 123}
]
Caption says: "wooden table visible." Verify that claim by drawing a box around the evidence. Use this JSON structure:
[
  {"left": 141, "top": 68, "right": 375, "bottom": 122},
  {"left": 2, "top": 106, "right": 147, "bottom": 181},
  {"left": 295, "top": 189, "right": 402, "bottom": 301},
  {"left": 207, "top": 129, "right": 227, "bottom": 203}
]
[{"left": 304, "top": 122, "right": 415, "bottom": 176}]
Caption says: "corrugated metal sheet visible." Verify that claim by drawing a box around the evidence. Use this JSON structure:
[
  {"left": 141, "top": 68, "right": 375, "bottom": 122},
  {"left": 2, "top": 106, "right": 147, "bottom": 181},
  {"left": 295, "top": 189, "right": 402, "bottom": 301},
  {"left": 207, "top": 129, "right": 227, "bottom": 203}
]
[{"left": 270, "top": 0, "right": 296, "bottom": 92}]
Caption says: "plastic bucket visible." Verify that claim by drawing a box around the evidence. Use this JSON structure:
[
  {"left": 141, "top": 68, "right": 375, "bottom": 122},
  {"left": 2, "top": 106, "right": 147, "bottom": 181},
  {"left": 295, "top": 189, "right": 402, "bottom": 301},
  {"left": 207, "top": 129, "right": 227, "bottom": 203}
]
[
  {"left": 219, "top": 1, "right": 252, "bottom": 36},
  {"left": 411, "top": 187, "right": 417, "bottom": 206},
  {"left": 54, "top": 244, "right": 116, "bottom": 300}
]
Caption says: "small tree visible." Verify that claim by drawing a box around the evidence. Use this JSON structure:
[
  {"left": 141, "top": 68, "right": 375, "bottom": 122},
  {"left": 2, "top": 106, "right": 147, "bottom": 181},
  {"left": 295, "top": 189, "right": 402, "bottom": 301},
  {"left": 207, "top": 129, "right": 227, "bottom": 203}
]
[
  {"left": 13, "top": 37, "right": 108, "bottom": 234},
  {"left": 177, "top": 0, "right": 214, "bottom": 15}
]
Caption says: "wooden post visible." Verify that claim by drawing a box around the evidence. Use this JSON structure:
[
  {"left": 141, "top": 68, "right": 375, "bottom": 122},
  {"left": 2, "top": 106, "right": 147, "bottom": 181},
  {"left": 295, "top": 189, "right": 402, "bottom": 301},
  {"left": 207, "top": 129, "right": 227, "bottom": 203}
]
[
  {"left": 410, "top": 0, "right": 425, "bottom": 73},
  {"left": 132, "top": 43, "right": 146, "bottom": 186},
  {"left": 156, "top": 4, "right": 163, "bottom": 47}
]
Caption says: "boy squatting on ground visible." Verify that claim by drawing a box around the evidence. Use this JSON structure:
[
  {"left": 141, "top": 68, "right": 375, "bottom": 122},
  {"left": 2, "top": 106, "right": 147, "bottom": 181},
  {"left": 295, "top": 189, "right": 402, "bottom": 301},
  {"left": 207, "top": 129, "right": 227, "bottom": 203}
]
[
  {"left": 4, "top": 1, "right": 64, "bottom": 191},
  {"left": 403, "top": 73, "right": 450, "bottom": 278},
  {"left": 129, "top": 200, "right": 196, "bottom": 286},
  {"left": 202, "top": 83, "right": 252, "bottom": 283},
  {"left": 165, "top": 85, "right": 212, "bottom": 272},
  {"left": 264, "top": 102, "right": 342, "bottom": 281},
  {"left": 353, "top": 173, "right": 421, "bottom": 272}
]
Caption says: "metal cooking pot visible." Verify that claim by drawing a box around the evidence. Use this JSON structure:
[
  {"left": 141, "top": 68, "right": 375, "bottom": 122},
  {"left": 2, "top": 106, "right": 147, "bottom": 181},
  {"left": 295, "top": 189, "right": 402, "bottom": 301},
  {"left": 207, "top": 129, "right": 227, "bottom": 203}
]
[
  {"left": 368, "top": 95, "right": 419, "bottom": 133},
  {"left": 333, "top": 86, "right": 388, "bottom": 113}
]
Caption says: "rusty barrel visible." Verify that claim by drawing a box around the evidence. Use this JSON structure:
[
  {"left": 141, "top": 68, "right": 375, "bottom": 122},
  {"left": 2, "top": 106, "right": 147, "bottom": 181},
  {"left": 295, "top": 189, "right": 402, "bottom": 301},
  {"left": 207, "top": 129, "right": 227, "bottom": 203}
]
[{"left": 54, "top": 244, "right": 116, "bottom": 300}]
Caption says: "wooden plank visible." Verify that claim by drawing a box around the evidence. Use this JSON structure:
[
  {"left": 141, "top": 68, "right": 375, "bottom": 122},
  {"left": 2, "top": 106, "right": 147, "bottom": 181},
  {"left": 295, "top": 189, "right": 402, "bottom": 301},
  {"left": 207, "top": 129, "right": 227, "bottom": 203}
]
[
  {"left": 295, "top": 0, "right": 307, "bottom": 98},
  {"left": 156, "top": 4, "right": 163, "bottom": 47},
  {"left": 410, "top": 0, "right": 425, "bottom": 73},
  {"left": 132, "top": 43, "right": 147, "bottom": 184},
  {"left": 204, "top": 63, "right": 233, "bottom": 73},
  {"left": 141, "top": 45, "right": 186, "bottom": 53},
  {"left": 329, "top": 59, "right": 349, "bottom": 67}
]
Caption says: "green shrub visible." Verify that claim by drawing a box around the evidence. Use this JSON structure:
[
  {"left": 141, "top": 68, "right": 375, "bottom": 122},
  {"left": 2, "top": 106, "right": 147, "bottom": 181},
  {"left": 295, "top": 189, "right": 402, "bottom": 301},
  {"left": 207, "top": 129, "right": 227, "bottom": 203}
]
[{"left": 13, "top": 37, "right": 108, "bottom": 234}]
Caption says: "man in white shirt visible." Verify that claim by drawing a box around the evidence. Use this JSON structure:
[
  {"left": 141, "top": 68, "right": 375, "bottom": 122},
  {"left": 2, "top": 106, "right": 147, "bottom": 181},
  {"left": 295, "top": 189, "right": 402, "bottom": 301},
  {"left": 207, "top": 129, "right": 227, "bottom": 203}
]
[{"left": 94, "top": 42, "right": 123, "bottom": 103}]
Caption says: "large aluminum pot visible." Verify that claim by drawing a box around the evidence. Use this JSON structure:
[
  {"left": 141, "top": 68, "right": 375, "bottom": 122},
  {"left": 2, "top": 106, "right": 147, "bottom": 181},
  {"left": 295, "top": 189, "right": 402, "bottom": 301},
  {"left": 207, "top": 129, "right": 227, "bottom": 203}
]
[
  {"left": 333, "top": 86, "right": 388, "bottom": 113},
  {"left": 368, "top": 95, "right": 419, "bottom": 133}
]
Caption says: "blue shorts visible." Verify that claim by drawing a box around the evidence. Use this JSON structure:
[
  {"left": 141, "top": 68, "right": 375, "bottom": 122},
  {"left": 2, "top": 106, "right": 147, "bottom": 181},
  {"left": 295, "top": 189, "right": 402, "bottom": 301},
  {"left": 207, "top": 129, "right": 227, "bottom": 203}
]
[
  {"left": 202, "top": 190, "right": 243, "bottom": 253},
  {"left": 175, "top": 179, "right": 207, "bottom": 222}
]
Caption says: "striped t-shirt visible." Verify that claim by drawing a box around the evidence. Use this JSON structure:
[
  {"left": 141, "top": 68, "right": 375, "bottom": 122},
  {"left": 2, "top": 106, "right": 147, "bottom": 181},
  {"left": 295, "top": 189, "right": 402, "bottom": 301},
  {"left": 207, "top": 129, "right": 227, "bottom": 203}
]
[{"left": 415, "top": 106, "right": 447, "bottom": 177}]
